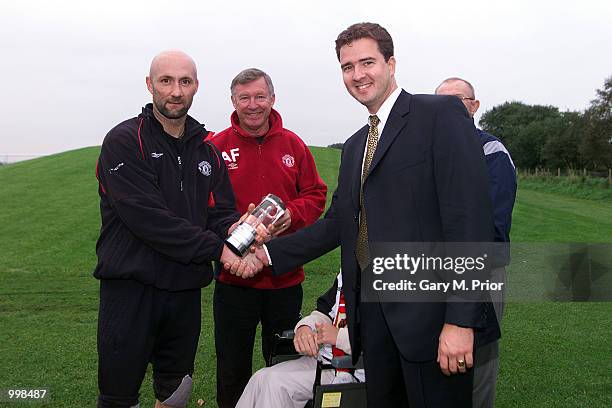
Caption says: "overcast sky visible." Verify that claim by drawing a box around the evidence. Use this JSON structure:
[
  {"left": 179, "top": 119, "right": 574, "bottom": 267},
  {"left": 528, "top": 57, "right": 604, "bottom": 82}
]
[{"left": 1, "top": 0, "right": 610, "bottom": 157}]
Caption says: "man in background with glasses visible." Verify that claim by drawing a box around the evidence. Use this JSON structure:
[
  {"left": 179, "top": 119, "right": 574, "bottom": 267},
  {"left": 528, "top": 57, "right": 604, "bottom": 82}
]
[{"left": 436, "top": 77, "right": 517, "bottom": 408}]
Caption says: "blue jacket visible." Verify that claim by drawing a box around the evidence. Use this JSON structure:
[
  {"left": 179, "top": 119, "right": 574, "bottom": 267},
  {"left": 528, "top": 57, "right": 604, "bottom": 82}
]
[{"left": 478, "top": 129, "right": 516, "bottom": 244}]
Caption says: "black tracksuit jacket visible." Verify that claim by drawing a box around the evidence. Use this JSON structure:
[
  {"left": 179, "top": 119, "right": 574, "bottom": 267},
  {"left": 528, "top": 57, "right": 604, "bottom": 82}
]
[{"left": 94, "top": 104, "right": 239, "bottom": 291}]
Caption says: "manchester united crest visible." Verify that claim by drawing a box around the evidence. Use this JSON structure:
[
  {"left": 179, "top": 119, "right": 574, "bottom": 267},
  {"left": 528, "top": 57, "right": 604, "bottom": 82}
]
[
  {"left": 282, "top": 154, "right": 295, "bottom": 168},
  {"left": 198, "top": 160, "right": 211, "bottom": 176}
]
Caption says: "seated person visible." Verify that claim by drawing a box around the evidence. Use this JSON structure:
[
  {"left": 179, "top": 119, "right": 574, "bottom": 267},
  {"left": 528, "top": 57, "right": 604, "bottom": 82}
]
[{"left": 236, "top": 271, "right": 365, "bottom": 408}]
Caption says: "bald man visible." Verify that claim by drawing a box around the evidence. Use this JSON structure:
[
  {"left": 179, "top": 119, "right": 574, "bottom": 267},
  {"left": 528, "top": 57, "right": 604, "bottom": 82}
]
[
  {"left": 436, "top": 77, "right": 517, "bottom": 408},
  {"left": 94, "top": 50, "right": 261, "bottom": 408}
]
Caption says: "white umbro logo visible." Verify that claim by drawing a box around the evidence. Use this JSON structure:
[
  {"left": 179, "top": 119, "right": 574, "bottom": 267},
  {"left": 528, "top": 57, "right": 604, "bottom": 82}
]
[
  {"left": 151, "top": 152, "right": 164, "bottom": 159},
  {"left": 198, "top": 161, "right": 211, "bottom": 176},
  {"left": 109, "top": 162, "right": 124, "bottom": 173}
]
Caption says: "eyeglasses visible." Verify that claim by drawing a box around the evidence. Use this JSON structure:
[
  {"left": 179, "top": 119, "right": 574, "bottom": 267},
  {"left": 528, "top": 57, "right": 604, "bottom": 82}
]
[{"left": 455, "top": 95, "right": 475, "bottom": 101}]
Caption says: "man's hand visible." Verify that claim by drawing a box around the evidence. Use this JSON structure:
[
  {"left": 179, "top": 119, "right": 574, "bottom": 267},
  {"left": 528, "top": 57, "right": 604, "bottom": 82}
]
[
  {"left": 294, "top": 325, "right": 319, "bottom": 357},
  {"left": 220, "top": 245, "right": 262, "bottom": 279},
  {"left": 228, "top": 203, "right": 256, "bottom": 235},
  {"left": 252, "top": 247, "right": 270, "bottom": 267},
  {"left": 315, "top": 322, "right": 339, "bottom": 346},
  {"left": 268, "top": 208, "right": 292, "bottom": 236},
  {"left": 240, "top": 252, "right": 264, "bottom": 279},
  {"left": 228, "top": 203, "right": 272, "bottom": 247},
  {"left": 437, "top": 323, "right": 474, "bottom": 376},
  {"left": 253, "top": 223, "right": 272, "bottom": 246}
]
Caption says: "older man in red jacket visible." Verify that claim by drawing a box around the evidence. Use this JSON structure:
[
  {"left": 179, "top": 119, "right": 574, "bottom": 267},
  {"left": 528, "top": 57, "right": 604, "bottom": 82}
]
[{"left": 208, "top": 68, "right": 327, "bottom": 408}]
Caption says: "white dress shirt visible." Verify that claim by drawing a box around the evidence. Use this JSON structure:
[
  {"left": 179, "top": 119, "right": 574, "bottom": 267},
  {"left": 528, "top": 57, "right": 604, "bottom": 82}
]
[{"left": 360, "top": 86, "right": 402, "bottom": 174}]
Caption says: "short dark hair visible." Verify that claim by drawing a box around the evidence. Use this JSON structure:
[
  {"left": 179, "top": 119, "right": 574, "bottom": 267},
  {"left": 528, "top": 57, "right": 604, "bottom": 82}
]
[
  {"left": 230, "top": 68, "right": 275, "bottom": 96},
  {"left": 335, "top": 22, "right": 394, "bottom": 62}
]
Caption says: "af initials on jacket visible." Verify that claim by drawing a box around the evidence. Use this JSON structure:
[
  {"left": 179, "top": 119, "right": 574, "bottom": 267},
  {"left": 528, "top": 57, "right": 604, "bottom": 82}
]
[
  {"left": 221, "top": 146, "right": 298, "bottom": 172},
  {"left": 221, "top": 147, "right": 240, "bottom": 170},
  {"left": 208, "top": 108, "right": 327, "bottom": 289}
]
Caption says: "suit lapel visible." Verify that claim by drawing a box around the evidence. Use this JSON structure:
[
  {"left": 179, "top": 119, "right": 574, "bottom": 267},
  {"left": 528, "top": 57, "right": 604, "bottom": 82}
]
[
  {"left": 351, "top": 125, "right": 369, "bottom": 211},
  {"left": 367, "top": 90, "right": 412, "bottom": 177}
]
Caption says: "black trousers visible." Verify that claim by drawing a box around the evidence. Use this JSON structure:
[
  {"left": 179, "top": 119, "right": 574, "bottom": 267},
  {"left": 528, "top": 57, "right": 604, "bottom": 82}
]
[
  {"left": 97, "top": 279, "right": 201, "bottom": 408},
  {"left": 213, "top": 281, "right": 303, "bottom": 408},
  {"left": 360, "top": 301, "right": 473, "bottom": 408}
]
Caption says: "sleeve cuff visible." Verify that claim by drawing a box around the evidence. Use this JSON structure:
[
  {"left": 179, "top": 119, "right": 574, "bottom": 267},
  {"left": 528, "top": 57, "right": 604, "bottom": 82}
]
[
  {"left": 294, "top": 310, "right": 332, "bottom": 333},
  {"left": 263, "top": 244, "right": 272, "bottom": 266},
  {"left": 335, "top": 328, "right": 352, "bottom": 354}
]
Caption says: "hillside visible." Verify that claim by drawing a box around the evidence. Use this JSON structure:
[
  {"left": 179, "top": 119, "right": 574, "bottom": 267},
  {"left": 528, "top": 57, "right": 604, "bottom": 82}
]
[{"left": 0, "top": 146, "right": 610, "bottom": 407}]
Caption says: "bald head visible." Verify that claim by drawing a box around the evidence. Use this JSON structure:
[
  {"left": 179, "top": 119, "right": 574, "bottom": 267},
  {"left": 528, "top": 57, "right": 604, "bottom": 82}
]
[
  {"left": 146, "top": 50, "right": 199, "bottom": 122},
  {"left": 149, "top": 50, "right": 197, "bottom": 80},
  {"left": 435, "top": 77, "right": 480, "bottom": 118},
  {"left": 435, "top": 77, "right": 475, "bottom": 98}
]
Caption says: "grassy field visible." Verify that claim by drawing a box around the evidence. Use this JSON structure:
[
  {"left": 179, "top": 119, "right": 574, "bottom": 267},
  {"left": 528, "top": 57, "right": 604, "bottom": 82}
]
[
  {"left": 517, "top": 173, "right": 612, "bottom": 202},
  {"left": 0, "top": 146, "right": 610, "bottom": 407}
]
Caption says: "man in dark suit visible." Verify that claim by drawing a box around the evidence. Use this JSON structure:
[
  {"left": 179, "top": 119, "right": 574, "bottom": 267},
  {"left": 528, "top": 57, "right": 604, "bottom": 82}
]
[{"left": 243, "top": 22, "right": 496, "bottom": 407}]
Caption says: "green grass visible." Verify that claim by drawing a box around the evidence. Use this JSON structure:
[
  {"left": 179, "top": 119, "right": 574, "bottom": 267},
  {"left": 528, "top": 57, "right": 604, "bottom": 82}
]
[
  {"left": 500, "top": 303, "right": 611, "bottom": 407},
  {"left": 0, "top": 147, "right": 610, "bottom": 407},
  {"left": 518, "top": 173, "right": 612, "bottom": 201},
  {"left": 512, "top": 189, "right": 612, "bottom": 242},
  {"left": 307, "top": 146, "right": 341, "bottom": 211}
]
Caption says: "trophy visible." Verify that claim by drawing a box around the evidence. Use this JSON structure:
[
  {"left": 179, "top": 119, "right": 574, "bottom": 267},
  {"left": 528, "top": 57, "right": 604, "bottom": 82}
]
[{"left": 225, "top": 194, "right": 286, "bottom": 256}]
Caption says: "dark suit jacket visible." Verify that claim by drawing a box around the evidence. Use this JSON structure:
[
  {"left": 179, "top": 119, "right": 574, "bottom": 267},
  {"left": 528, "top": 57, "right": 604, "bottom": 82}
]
[{"left": 268, "top": 90, "right": 498, "bottom": 362}]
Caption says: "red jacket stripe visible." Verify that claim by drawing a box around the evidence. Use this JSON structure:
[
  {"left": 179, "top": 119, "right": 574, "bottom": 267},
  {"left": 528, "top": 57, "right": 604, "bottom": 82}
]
[{"left": 136, "top": 117, "right": 145, "bottom": 160}]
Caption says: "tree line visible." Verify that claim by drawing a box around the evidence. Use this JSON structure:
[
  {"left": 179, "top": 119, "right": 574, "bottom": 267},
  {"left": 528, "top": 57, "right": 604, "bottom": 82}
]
[
  {"left": 328, "top": 76, "right": 612, "bottom": 172},
  {"left": 479, "top": 76, "right": 611, "bottom": 171}
]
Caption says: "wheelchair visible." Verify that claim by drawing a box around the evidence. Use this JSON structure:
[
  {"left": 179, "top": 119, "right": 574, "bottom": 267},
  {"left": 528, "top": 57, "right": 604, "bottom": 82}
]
[{"left": 270, "top": 330, "right": 367, "bottom": 408}]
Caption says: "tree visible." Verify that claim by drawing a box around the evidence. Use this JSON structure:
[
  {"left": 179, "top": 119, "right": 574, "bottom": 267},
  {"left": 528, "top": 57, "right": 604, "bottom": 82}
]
[
  {"left": 327, "top": 142, "right": 344, "bottom": 150},
  {"left": 479, "top": 102, "right": 562, "bottom": 169},
  {"left": 479, "top": 102, "right": 560, "bottom": 149},
  {"left": 541, "top": 112, "right": 585, "bottom": 169},
  {"left": 511, "top": 119, "right": 552, "bottom": 169},
  {"left": 580, "top": 76, "right": 612, "bottom": 170},
  {"left": 478, "top": 76, "right": 612, "bottom": 170}
]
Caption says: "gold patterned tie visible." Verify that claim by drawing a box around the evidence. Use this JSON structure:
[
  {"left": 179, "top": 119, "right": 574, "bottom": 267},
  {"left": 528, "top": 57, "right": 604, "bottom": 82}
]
[{"left": 356, "top": 115, "right": 380, "bottom": 270}]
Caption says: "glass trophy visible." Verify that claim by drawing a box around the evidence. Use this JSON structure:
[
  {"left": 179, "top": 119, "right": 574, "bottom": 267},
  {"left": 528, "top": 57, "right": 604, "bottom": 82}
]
[{"left": 225, "top": 194, "right": 286, "bottom": 256}]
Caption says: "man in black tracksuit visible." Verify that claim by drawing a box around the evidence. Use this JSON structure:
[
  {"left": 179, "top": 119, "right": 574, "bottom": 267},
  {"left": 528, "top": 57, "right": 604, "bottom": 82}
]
[{"left": 94, "top": 50, "right": 260, "bottom": 408}]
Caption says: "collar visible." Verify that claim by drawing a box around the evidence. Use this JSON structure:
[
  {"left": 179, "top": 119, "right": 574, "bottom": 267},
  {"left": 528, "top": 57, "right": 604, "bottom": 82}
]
[
  {"left": 230, "top": 108, "right": 284, "bottom": 140},
  {"left": 141, "top": 103, "right": 207, "bottom": 143},
  {"left": 370, "top": 87, "right": 401, "bottom": 130}
]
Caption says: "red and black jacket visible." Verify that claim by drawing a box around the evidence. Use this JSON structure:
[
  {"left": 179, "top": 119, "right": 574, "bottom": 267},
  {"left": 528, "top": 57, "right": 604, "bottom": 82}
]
[{"left": 94, "top": 104, "right": 239, "bottom": 291}]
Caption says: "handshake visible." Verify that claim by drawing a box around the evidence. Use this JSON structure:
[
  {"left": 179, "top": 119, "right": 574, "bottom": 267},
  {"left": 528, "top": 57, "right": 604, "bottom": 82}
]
[{"left": 220, "top": 202, "right": 291, "bottom": 279}]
